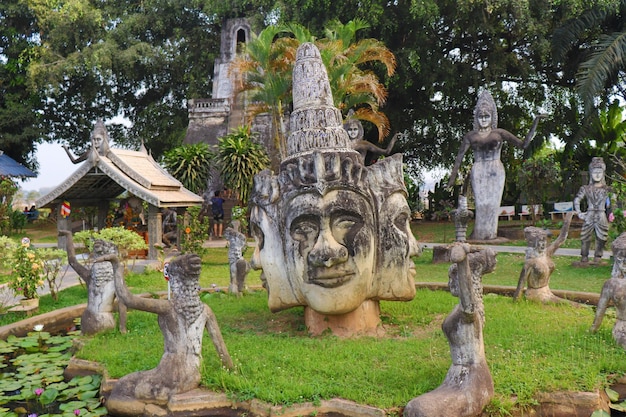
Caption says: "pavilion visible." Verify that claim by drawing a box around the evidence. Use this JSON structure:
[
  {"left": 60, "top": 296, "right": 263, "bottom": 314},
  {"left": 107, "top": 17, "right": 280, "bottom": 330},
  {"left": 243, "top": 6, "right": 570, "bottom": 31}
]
[
  {"left": 36, "top": 121, "right": 203, "bottom": 259},
  {"left": 0, "top": 151, "right": 36, "bottom": 178}
]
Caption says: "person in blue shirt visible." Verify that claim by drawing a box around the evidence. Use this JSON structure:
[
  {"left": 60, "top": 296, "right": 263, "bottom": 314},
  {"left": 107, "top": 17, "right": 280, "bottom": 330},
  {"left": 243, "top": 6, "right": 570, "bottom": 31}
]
[{"left": 211, "top": 191, "right": 225, "bottom": 238}]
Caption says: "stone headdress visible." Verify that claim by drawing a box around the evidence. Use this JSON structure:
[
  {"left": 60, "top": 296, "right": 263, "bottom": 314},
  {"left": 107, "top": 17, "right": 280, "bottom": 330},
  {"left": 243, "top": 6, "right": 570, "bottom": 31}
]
[
  {"left": 473, "top": 90, "right": 498, "bottom": 130},
  {"left": 279, "top": 43, "right": 369, "bottom": 202}
]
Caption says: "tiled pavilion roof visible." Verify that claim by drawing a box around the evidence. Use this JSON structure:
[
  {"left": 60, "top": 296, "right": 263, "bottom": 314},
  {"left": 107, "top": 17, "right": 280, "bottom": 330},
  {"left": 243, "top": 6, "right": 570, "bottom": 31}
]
[
  {"left": 36, "top": 145, "right": 202, "bottom": 209},
  {"left": 0, "top": 151, "right": 36, "bottom": 178}
]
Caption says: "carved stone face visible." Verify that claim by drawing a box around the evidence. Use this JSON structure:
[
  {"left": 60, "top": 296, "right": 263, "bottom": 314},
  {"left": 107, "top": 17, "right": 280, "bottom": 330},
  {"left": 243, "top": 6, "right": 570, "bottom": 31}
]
[
  {"left": 614, "top": 252, "right": 626, "bottom": 277},
  {"left": 374, "top": 192, "right": 419, "bottom": 299},
  {"left": 284, "top": 189, "right": 375, "bottom": 314},
  {"left": 590, "top": 167, "right": 605, "bottom": 184},
  {"left": 346, "top": 124, "right": 360, "bottom": 140},
  {"left": 476, "top": 109, "right": 492, "bottom": 130},
  {"left": 250, "top": 205, "right": 302, "bottom": 311},
  {"left": 534, "top": 238, "right": 547, "bottom": 255}
]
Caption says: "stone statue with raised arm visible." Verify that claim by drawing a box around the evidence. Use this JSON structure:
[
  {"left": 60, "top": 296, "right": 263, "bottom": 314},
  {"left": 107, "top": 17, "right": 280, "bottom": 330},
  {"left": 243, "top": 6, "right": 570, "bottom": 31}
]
[
  {"left": 447, "top": 91, "right": 545, "bottom": 241},
  {"left": 103, "top": 252, "right": 233, "bottom": 416},
  {"left": 59, "top": 230, "right": 126, "bottom": 335},
  {"left": 63, "top": 119, "right": 111, "bottom": 164},
  {"left": 343, "top": 109, "right": 398, "bottom": 162},
  {"left": 513, "top": 212, "right": 575, "bottom": 304},
  {"left": 574, "top": 157, "right": 611, "bottom": 264},
  {"left": 405, "top": 243, "right": 496, "bottom": 417},
  {"left": 591, "top": 233, "right": 626, "bottom": 349}
]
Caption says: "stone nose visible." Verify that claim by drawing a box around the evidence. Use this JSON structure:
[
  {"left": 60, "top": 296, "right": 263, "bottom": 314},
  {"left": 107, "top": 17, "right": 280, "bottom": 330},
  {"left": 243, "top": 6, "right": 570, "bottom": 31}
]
[{"left": 307, "top": 229, "right": 349, "bottom": 267}]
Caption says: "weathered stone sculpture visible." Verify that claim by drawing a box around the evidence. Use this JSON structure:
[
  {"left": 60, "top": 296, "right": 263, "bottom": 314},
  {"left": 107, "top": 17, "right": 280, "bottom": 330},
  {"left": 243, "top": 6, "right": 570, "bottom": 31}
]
[
  {"left": 574, "top": 157, "right": 611, "bottom": 263},
  {"left": 405, "top": 243, "right": 495, "bottom": 417},
  {"left": 60, "top": 230, "right": 126, "bottom": 335},
  {"left": 224, "top": 226, "right": 250, "bottom": 295},
  {"left": 453, "top": 195, "right": 473, "bottom": 242},
  {"left": 249, "top": 43, "right": 420, "bottom": 336},
  {"left": 513, "top": 212, "right": 575, "bottom": 304},
  {"left": 447, "top": 91, "right": 545, "bottom": 241},
  {"left": 104, "top": 253, "right": 233, "bottom": 416},
  {"left": 343, "top": 109, "right": 397, "bottom": 162},
  {"left": 63, "top": 118, "right": 111, "bottom": 164},
  {"left": 591, "top": 233, "right": 626, "bottom": 349}
]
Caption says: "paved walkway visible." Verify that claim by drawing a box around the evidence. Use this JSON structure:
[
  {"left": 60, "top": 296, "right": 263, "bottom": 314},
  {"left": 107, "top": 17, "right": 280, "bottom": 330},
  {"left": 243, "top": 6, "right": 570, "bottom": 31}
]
[{"left": 2, "top": 239, "right": 601, "bottom": 308}]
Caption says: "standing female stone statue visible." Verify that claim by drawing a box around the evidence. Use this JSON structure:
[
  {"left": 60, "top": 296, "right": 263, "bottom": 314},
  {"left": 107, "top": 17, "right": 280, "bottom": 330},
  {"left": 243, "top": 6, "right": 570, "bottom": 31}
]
[
  {"left": 447, "top": 91, "right": 545, "bottom": 240},
  {"left": 405, "top": 243, "right": 495, "bottom": 417},
  {"left": 574, "top": 157, "right": 611, "bottom": 263}
]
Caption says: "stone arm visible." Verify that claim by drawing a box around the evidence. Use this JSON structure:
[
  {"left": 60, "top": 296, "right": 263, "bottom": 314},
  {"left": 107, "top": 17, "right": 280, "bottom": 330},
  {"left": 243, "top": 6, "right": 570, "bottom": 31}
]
[
  {"left": 513, "top": 265, "right": 530, "bottom": 301},
  {"left": 353, "top": 133, "right": 399, "bottom": 156},
  {"left": 59, "top": 230, "right": 90, "bottom": 283},
  {"left": 203, "top": 305, "right": 234, "bottom": 370},
  {"left": 546, "top": 212, "right": 574, "bottom": 257},
  {"left": 95, "top": 253, "right": 171, "bottom": 315},
  {"left": 450, "top": 243, "right": 475, "bottom": 318},
  {"left": 62, "top": 144, "right": 89, "bottom": 164},
  {"left": 591, "top": 280, "right": 614, "bottom": 333},
  {"left": 447, "top": 136, "right": 471, "bottom": 188},
  {"left": 574, "top": 186, "right": 586, "bottom": 220},
  {"left": 500, "top": 114, "right": 547, "bottom": 149}
]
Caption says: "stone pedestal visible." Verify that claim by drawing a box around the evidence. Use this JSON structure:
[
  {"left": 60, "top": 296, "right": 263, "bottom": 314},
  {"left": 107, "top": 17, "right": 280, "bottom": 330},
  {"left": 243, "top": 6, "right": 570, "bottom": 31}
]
[{"left": 304, "top": 300, "right": 383, "bottom": 337}]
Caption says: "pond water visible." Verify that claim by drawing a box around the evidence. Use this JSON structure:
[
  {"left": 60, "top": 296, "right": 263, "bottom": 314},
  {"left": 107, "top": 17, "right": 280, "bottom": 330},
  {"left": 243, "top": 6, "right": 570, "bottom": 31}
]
[{"left": 0, "top": 329, "right": 108, "bottom": 417}]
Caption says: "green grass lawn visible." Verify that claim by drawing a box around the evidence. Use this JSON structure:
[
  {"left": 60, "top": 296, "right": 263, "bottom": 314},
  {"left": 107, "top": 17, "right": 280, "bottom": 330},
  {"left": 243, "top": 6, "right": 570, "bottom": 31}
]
[{"left": 1, "top": 219, "right": 623, "bottom": 416}]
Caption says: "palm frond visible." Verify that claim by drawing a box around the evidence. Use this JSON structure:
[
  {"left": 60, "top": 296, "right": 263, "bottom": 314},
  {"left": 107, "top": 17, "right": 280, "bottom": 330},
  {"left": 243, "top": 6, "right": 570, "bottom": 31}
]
[{"left": 577, "top": 31, "right": 626, "bottom": 114}]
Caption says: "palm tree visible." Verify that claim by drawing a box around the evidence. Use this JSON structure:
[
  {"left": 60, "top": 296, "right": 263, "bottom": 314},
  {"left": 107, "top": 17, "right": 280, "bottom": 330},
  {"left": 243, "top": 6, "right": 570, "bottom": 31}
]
[
  {"left": 229, "top": 25, "right": 303, "bottom": 162},
  {"left": 317, "top": 19, "right": 396, "bottom": 141},
  {"left": 230, "top": 19, "right": 396, "bottom": 156},
  {"left": 162, "top": 143, "right": 214, "bottom": 195},
  {"left": 552, "top": 1, "right": 626, "bottom": 114},
  {"left": 216, "top": 126, "right": 270, "bottom": 205}
]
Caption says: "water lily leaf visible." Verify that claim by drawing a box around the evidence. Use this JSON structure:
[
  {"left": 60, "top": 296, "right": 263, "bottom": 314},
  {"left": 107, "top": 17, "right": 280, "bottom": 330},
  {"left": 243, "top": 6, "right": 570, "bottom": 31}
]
[
  {"left": 40, "top": 387, "right": 59, "bottom": 405},
  {"left": 590, "top": 411, "right": 610, "bottom": 417},
  {"left": 78, "top": 389, "right": 99, "bottom": 400},
  {"left": 59, "top": 400, "right": 87, "bottom": 410},
  {"left": 0, "top": 406, "right": 18, "bottom": 417},
  {"left": 610, "top": 400, "right": 626, "bottom": 412},
  {"left": 0, "top": 381, "right": 23, "bottom": 392}
]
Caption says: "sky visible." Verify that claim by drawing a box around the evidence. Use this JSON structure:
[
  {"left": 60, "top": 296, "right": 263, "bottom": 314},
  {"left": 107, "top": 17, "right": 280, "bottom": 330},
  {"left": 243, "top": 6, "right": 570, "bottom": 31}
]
[
  {"left": 19, "top": 142, "right": 78, "bottom": 193},
  {"left": 18, "top": 140, "right": 441, "bottom": 196}
]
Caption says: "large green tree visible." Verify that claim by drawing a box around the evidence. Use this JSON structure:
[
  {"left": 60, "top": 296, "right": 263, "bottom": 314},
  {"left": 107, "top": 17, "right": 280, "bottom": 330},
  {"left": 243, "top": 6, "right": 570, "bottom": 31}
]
[
  {"left": 0, "top": 0, "right": 42, "bottom": 172},
  {"left": 22, "top": 0, "right": 220, "bottom": 158}
]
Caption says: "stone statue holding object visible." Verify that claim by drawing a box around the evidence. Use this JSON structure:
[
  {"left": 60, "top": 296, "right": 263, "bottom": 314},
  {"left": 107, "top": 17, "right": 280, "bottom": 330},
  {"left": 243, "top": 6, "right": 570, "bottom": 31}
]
[
  {"left": 453, "top": 195, "right": 473, "bottom": 242},
  {"left": 447, "top": 91, "right": 545, "bottom": 241},
  {"left": 574, "top": 157, "right": 611, "bottom": 264},
  {"left": 591, "top": 233, "right": 626, "bottom": 349},
  {"left": 513, "top": 212, "right": 575, "bottom": 304},
  {"left": 59, "top": 230, "right": 126, "bottom": 335},
  {"left": 405, "top": 243, "right": 495, "bottom": 417},
  {"left": 103, "top": 253, "right": 233, "bottom": 416},
  {"left": 224, "top": 226, "right": 250, "bottom": 295},
  {"left": 249, "top": 43, "right": 420, "bottom": 337}
]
